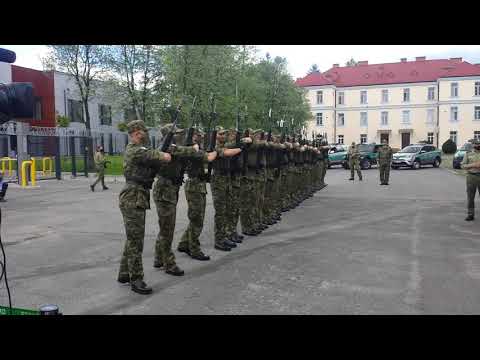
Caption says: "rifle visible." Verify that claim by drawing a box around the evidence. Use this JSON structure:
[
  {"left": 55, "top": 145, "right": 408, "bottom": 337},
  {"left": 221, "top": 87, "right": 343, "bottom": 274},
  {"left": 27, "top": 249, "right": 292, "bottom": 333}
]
[
  {"left": 230, "top": 82, "right": 242, "bottom": 177},
  {"left": 160, "top": 97, "right": 184, "bottom": 152},
  {"left": 184, "top": 96, "right": 197, "bottom": 146},
  {"left": 242, "top": 105, "right": 249, "bottom": 176},
  {"left": 206, "top": 95, "right": 218, "bottom": 181}
]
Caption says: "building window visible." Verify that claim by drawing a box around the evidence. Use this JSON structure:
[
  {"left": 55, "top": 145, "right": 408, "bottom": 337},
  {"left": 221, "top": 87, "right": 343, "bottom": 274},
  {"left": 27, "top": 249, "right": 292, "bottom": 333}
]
[
  {"left": 427, "top": 132, "right": 434, "bottom": 144},
  {"left": 360, "top": 134, "right": 367, "bottom": 144},
  {"left": 360, "top": 91, "right": 367, "bottom": 104},
  {"left": 337, "top": 113, "right": 345, "bottom": 126},
  {"left": 450, "top": 131, "right": 457, "bottom": 144},
  {"left": 316, "top": 91, "right": 323, "bottom": 104},
  {"left": 427, "top": 109, "right": 435, "bottom": 124},
  {"left": 428, "top": 87, "right": 435, "bottom": 101},
  {"left": 99, "top": 104, "right": 112, "bottom": 125},
  {"left": 476, "top": 82, "right": 480, "bottom": 96},
  {"left": 451, "top": 82, "right": 459, "bottom": 97},
  {"left": 475, "top": 131, "right": 480, "bottom": 142},
  {"left": 316, "top": 112, "right": 323, "bottom": 126},
  {"left": 337, "top": 135, "right": 344, "bottom": 144},
  {"left": 360, "top": 112, "right": 368, "bottom": 127},
  {"left": 381, "top": 89, "right": 389, "bottom": 103},
  {"left": 451, "top": 106, "right": 458, "bottom": 122},
  {"left": 402, "top": 110, "right": 410, "bottom": 124},
  {"left": 381, "top": 111, "right": 388, "bottom": 126},
  {"left": 338, "top": 92, "right": 345, "bottom": 105},
  {"left": 34, "top": 97, "right": 42, "bottom": 121},
  {"left": 403, "top": 88, "right": 410, "bottom": 102},
  {"left": 475, "top": 106, "right": 480, "bottom": 120},
  {"left": 68, "top": 99, "right": 84, "bottom": 123}
]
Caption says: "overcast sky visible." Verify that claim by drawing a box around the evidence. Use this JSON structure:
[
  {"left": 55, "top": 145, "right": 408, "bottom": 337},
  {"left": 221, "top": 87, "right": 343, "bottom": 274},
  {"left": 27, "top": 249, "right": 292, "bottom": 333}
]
[{"left": 2, "top": 45, "right": 480, "bottom": 80}]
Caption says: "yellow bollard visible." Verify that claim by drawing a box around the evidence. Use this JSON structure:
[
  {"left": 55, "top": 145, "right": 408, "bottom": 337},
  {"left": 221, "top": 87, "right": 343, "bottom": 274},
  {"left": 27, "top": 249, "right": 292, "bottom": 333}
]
[
  {"left": 1, "top": 157, "right": 13, "bottom": 177},
  {"left": 42, "top": 157, "right": 53, "bottom": 176},
  {"left": 21, "top": 161, "right": 32, "bottom": 187},
  {"left": 30, "top": 158, "right": 36, "bottom": 186}
]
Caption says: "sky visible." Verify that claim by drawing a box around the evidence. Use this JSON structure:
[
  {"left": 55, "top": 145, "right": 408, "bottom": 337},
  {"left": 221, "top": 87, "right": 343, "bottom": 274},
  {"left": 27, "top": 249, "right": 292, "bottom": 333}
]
[{"left": 2, "top": 45, "right": 480, "bottom": 80}]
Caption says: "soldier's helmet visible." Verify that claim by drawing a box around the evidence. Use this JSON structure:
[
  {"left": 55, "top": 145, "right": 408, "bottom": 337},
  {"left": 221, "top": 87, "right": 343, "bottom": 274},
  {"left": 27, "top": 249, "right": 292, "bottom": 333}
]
[{"left": 127, "top": 119, "right": 148, "bottom": 134}]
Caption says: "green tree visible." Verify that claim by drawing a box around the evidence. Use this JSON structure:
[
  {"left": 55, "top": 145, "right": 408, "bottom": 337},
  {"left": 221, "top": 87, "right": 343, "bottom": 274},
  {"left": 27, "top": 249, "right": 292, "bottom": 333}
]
[
  {"left": 307, "top": 64, "right": 320, "bottom": 74},
  {"left": 346, "top": 58, "right": 358, "bottom": 67}
]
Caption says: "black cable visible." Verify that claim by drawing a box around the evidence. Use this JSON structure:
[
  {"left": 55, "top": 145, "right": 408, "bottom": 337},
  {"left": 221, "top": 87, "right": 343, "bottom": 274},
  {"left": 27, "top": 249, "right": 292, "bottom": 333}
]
[{"left": 0, "top": 207, "right": 12, "bottom": 309}]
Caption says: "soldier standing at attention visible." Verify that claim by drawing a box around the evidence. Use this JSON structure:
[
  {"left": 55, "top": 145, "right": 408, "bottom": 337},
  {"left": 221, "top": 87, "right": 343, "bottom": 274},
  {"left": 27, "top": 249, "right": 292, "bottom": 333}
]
[
  {"left": 177, "top": 129, "right": 217, "bottom": 260},
  {"left": 348, "top": 141, "right": 362, "bottom": 181},
  {"left": 90, "top": 145, "right": 109, "bottom": 191},
  {"left": 117, "top": 120, "right": 172, "bottom": 295},
  {"left": 377, "top": 138, "right": 393, "bottom": 185},
  {"left": 461, "top": 139, "right": 480, "bottom": 221}
]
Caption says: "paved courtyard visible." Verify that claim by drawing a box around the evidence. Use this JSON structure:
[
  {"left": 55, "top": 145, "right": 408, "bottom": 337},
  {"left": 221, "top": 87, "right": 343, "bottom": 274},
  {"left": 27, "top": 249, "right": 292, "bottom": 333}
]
[{"left": 2, "top": 165, "right": 480, "bottom": 314}]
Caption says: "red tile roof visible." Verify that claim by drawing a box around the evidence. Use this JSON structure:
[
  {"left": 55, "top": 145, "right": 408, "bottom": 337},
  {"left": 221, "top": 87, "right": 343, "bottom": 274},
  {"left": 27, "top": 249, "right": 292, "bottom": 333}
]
[{"left": 296, "top": 58, "right": 480, "bottom": 88}]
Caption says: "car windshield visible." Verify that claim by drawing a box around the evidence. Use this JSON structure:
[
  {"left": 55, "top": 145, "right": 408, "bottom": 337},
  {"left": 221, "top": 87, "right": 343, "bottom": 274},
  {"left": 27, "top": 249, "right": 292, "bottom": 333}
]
[
  {"left": 460, "top": 143, "right": 473, "bottom": 151},
  {"left": 399, "top": 146, "right": 422, "bottom": 153},
  {"left": 357, "top": 144, "right": 372, "bottom": 152}
]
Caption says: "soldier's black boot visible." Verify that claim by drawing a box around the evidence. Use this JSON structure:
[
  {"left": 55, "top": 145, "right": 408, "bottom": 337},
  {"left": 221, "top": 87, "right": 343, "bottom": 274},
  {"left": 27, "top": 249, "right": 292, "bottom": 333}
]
[
  {"left": 90, "top": 184, "right": 95, "bottom": 192},
  {"left": 166, "top": 265, "right": 184, "bottom": 276},
  {"left": 117, "top": 274, "right": 130, "bottom": 284},
  {"left": 349, "top": 177, "right": 354, "bottom": 181},
  {"left": 465, "top": 215, "right": 474, "bottom": 221},
  {"left": 131, "top": 279, "right": 153, "bottom": 295},
  {"left": 224, "top": 239, "right": 237, "bottom": 248},
  {"left": 242, "top": 230, "right": 257, "bottom": 236},
  {"left": 153, "top": 259, "right": 164, "bottom": 268},
  {"left": 231, "top": 233, "right": 243, "bottom": 243},
  {"left": 190, "top": 251, "right": 210, "bottom": 261},
  {"left": 177, "top": 244, "right": 190, "bottom": 255},
  {"left": 236, "top": 233, "right": 244, "bottom": 240},
  {"left": 103, "top": 186, "right": 109, "bottom": 190},
  {"left": 215, "top": 242, "right": 232, "bottom": 251}
]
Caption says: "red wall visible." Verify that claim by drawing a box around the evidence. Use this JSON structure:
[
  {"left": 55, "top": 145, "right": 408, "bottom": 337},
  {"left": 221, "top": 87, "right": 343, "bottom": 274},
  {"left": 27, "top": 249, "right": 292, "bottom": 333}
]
[{"left": 11, "top": 65, "right": 56, "bottom": 127}]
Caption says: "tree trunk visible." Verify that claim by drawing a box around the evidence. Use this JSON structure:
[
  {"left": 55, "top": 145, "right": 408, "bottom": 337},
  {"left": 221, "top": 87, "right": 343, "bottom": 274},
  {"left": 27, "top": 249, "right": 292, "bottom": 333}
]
[{"left": 83, "top": 100, "right": 95, "bottom": 172}]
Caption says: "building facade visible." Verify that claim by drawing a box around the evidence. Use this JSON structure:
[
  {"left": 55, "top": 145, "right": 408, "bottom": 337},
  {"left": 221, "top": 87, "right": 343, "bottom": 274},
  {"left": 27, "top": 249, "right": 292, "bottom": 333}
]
[{"left": 296, "top": 57, "right": 480, "bottom": 149}]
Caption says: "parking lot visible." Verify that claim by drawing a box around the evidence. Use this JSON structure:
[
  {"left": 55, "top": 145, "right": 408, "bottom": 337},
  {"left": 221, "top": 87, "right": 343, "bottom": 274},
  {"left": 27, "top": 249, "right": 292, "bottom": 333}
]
[{"left": 2, "top": 165, "right": 480, "bottom": 314}]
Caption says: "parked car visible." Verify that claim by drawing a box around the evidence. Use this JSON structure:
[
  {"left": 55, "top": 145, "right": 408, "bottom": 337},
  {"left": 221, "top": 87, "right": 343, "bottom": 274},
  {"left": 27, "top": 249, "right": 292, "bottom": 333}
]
[
  {"left": 391, "top": 144, "right": 442, "bottom": 169},
  {"left": 344, "top": 143, "right": 383, "bottom": 170},
  {"left": 327, "top": 144, "right": 349, "bottom": 168},
  {"left": 453, "top": 142, "right": 473, "bottom": 169}
]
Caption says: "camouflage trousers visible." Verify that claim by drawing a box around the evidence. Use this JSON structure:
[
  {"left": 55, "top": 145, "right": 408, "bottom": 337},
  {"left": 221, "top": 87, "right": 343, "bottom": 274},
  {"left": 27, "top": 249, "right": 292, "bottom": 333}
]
[
  {"left": 263, "top": 168, "right": 275, "bottom": 221},
  {"left": 119, "top": 206, "right": 146, "bottom": 281},
  {"left": 153, "top": 177, "right": 180, "bottom": 270},
  {"left": 319, "top": 160, "right": 327, "bottom": 184},
  {"left": 92, "top": 167, "right": 105, "bottom": 188},
  {"left": 467, "top": 174, "right": 480, "bottom": 216},
  {"left": 280, "top": 167, "right": 289, "bottom": 209},
  {"left": 349, "top": 159, "right": 362, "bottom": 179},
  {"left": 256, "top": 170, "right": 266, "bottom": 225},
  {"left": 379, "top": 162, "right": 391, "bottom": 184},
  {"left": 178, "top": 179, "right": 207, "bottom": 256},
  {"left": 272, "top": 170, "right": 282, "bottom": 215},
  {"left": 226, "top": 175, "right": 241, "bottom": 237},
  {"left": 287, "top": 165, "right": 296, "bottom": 204},
  {"left": 240, "top": 174, "right": 257, "bottom": 232},
  {"left": 211, "top": 174, "right": 231, "bottom": 244}
]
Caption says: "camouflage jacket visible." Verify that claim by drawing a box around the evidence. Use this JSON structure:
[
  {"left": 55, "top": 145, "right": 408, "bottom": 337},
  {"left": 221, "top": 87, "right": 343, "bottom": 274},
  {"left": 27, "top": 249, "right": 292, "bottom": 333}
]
[
  {"left": 94, "top": 151, "right": 107, "bottom": 168},
  {"left": 462, "top": 149, "right": 480, "bottom": 175},
  {"left": 377, "top": 145, "right": 393, "bottom": 163},
  {"left": 348, "top": 146, "right": 360, "bottom": 161}
]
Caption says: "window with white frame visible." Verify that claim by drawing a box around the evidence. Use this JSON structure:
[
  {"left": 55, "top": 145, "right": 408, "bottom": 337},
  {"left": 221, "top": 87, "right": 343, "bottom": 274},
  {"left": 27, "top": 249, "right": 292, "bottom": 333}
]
[
  {"left": 450, "top": 131, "right": 457, "bottom": 144},
  {"left": 99, "top": 104, "right": 112, "bottom": 125},
  {"left": 451, "top": 82, "right": 459, "bottom": 97},
  {"left": 403, "top": 88, "right": 410, "bottom": 102},
  {"left": 475, "top": 131, "right": 480, "bottom": 141},
  {"left": 68, "top": 99, "right": 84, "bottom": 123},
  {"left": 360, "top": 112, "right": 368, "bottom": 127},
  {"left": 428, "top": 87, "right": 435, "bottom": 100},
  {"left": 338, "top": 92, "right": 345, "bottom": 105},
  {"left": 427, "top": 132, "right": 434, "bottom": 144},
  {"left": 427, "top": 109, "right": 435, "bottom": 124},
  {"left": 476, "top": 82, "right": 480, "bottom": 96},
  {"left": 402, "top": 110, "right": 410, "bottom": 124},
  {"left": 451, "top": 106, "right": 458, "bottom": 122},
  {"left": 316, "top": 112, "right": 323, "bottom": 126},
  {"left": 360, "top": 134, "right": 367, "bottom": 144},
  {"left": 337, "top": 135, "right": 344, "bottom": 144},
  {"left": 381, "top": 111, "right": 388, "bottom": 125},
  {"left": 360, "top": 91, "right": 367, "bottom": 104},
  {"left": 337, "top": 113, "right": 345, "bottom": 126},
  {"left": 475, "top": 106, "right": 480, "bottom": 120},
  {"left": 381, "top": 89, "right": 389, "bottom": 103},
  {"left": 316, "top": 91, "right": 323, "bottom": 104}
]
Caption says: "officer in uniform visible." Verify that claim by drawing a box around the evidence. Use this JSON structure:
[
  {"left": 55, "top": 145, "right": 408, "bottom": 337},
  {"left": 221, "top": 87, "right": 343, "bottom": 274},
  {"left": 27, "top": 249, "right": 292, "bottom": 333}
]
[
  {"left": 177, "top": 129, "right": 217, "bottom": 260},
  {"left": 90, "top": 145, "right": 109, "bottom": 191},
  {"left": 117, "top": 120, "right": 172, "bottom": 295},
  {"left": 377, "top": 138, "right": 393, "bottom": 185},
  {"left": 461, "top": 139, "right": 480, "bottom": 221},
  {"left": 348, "top": 141, "right": 363, "bottom": 181}
]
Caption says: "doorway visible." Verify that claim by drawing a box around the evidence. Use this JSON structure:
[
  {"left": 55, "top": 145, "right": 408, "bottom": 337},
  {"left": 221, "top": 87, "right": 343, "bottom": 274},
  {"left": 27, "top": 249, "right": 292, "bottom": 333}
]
[
  {"left": 401, "top": 132, "right": 411, "bottom": 149},
  {"left": 380, "top": 133, "right": 389, "bottom": 144}
]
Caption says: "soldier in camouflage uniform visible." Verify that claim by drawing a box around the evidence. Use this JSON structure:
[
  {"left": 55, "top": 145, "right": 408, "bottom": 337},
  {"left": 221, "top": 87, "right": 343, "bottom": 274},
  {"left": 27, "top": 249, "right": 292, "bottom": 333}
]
[
  {"left": 117, "top": 120, "right": 172, "bottom": 295},
  {"left": 461, "top": 139, "right": 480, "bottom": 221},
  {"left": 378, "top": 138, "right": 393, "bottom": 185},
  {"left": 152, "top": 124, "right": 206, "bottom": 276},
  {"left": 320, "top": 138, "right": 329, "bottom": 187},
  {"left": 90, "top": 145, "right": 109, "bottom": 191},
  {"left": 253, "top": 129, "right": 268, "bottom": 232},
  {"left": 348, "top": 142, "right": 363, "bottom": 181},
  {"left": 177, "top": 129, "right": 217, "bottom": 260}
]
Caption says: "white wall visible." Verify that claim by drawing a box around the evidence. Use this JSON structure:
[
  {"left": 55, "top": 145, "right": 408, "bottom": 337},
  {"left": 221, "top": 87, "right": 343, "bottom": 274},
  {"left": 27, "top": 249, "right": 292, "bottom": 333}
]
[{"left": 0, "top": 62, "right": 12, "bottom": 84}]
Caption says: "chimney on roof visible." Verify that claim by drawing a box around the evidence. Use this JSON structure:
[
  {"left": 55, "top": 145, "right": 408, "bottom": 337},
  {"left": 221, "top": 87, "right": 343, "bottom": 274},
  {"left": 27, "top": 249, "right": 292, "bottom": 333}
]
[
  {"left": 358, "top": 61, "right": 368, "bottom": 66},
  {"left": 415, "top": 56, "right": 426, "bottom": 61},
  {"left": 400, "top": 58, "right": 407, "bottom": 62},
  {"left": 450, "top": 57, "right": 462, "bottom": 62},
  {"left": 333, "top": 64, "right": 339, "bottom": 68}
]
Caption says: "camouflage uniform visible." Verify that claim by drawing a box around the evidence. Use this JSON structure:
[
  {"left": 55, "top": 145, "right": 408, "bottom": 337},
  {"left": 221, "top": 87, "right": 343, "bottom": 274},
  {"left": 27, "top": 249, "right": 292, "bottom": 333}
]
[
  {"left": 378, "top": 143, "right": 393, "bottom": 185},
  {"left": 225, "top": 128, "right": 243, "bottom": 240},
  {"left": 118, "top": 120, "right": 169, "bottom": 282},
  {"left": 91, "top": 150, "right": 108, "bottom": 189},
  {"left": 461, "top": 143, "right": 480, "bottom": 218},
  {"left": 348, "top": 144, "right": 362, "bottom": 180}
]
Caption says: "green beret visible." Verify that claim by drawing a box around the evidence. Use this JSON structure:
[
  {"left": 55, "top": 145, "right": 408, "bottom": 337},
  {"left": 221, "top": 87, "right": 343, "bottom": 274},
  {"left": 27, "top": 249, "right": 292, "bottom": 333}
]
[{"left": 127, "top": 120, "right": 148, "bottom": 134}]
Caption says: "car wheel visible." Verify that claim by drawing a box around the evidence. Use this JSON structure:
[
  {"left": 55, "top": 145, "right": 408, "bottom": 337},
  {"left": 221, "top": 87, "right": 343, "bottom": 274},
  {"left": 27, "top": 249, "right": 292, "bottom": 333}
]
[
  {"left": 412, "top": 160, "right": 421, "bottom": 170},
  {"left": 433, "top": 158, "right": 440, "bottom": 168}
]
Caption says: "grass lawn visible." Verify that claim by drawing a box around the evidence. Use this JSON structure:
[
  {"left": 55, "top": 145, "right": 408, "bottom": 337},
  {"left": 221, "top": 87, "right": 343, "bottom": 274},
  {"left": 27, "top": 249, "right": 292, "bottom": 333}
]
[{"left": 60, "top": 155, "right": 124, "bottom": 175}]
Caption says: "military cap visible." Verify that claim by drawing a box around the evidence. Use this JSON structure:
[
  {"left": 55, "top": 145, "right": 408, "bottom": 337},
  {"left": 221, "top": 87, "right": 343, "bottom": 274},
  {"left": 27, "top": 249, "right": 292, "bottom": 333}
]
[
  {"left": 194, "top": 128, "right": 205, "bottom": 136},
  {"left": 127, "top": 120, "right": 148, "bottom": 134},
  {"left": 160, "top": 123, "right": 184, "bottom": 137},
  {"left": 215, "top": 125, "right": 226, "bottom": 134},
  {"left": 227, "top": 127, "right": 238, "bottom": 133},
  {"left": 253, "top": 129, "right": 264, "bottom": 135}
]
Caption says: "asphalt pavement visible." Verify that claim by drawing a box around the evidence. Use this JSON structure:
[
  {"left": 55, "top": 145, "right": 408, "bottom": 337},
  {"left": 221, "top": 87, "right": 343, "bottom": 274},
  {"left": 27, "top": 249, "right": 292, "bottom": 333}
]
[{"left": 2, "top": 165, "right": 480, "bottom": 314}]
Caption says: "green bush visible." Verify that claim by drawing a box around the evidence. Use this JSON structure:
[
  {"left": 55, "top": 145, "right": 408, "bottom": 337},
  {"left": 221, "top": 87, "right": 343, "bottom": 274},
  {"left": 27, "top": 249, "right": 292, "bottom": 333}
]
[
  {"left": 56, "top": 115, "right": 70, "bottom": 127},
  {"left": 442, "top": 139, "right": 457, "bottom": 154},
  {"left": 117, "top": 122, "right": 128, "bottom": 132}
]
